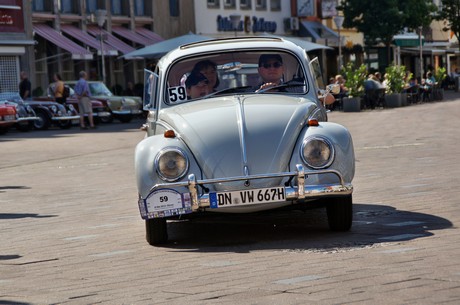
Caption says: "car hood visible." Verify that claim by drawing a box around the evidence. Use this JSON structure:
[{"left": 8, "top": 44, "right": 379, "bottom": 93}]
[
  {"left": 161, "top": 95, "right": 316, "bottom": 190},
  {"left": 94, "top": 96, "right": 138, "bottom": 105}
]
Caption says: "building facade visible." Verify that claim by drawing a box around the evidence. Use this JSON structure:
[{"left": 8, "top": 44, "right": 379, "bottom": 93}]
[{"left": 5, "top": 0, "right": 194, "bottom": 98}]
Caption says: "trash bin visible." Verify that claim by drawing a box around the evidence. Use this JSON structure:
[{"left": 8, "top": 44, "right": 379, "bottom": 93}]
[{"left": 456, "top": 76, "right": 460, "bottom": 93}]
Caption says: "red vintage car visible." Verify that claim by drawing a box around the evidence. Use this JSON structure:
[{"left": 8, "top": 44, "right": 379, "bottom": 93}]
[{"left": 0, "top": 102, "right": 18, "bottom": 134}]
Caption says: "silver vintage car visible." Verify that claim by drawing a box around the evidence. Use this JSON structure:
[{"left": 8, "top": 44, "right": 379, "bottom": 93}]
[{"left": 135, "top": 37, "right": 355, "bottom": 245}]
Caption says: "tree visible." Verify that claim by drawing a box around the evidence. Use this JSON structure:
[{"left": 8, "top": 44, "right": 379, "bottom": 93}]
[
  {"left": 339, "top": 0, "right": 436, "bottom": 62},
  {"left": 436, "top": 0, "right": 460, "bottom": 51}
]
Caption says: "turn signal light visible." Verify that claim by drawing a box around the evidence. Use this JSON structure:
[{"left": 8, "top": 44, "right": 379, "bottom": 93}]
[
  {"left": 308, "top": 119, "right": 319, "bottom": 126},
  {"left": 164, "top": 130, "right": 176, "bottom": 138}
]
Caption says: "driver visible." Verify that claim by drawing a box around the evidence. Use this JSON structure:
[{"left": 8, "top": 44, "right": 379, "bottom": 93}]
[
  {"left": 256, "top": 54, "right": 285, "bottom": 92},
  {"left": 185, "top": 72, "right": 210, "bottom": 100}
]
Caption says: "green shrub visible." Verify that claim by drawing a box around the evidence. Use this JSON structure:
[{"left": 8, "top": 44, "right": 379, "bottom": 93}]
[
  {"left": 384, "top": 65, "right": 406, "bottom": 94},
  {"left": 342, "top": 63, "right": 367, "bottom": 98}
]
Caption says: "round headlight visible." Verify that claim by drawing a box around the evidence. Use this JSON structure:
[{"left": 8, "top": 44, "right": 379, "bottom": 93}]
[
  {"left": 155, "top": 148, "right": 189, "bottom": 182},
  {"left": 301, "top": 136, "right": 334, "bottom": 169},
  {"left": 51, "top": 105, "right": 58, "bottom": 113}
]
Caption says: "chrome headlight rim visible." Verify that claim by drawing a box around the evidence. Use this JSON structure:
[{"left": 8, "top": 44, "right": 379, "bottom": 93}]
[
  {"left": 300, "top": 136, "right": 335, "bottom": 169},
  {"left": 154, "top": 147, "right": 189, "bottom": 182}
]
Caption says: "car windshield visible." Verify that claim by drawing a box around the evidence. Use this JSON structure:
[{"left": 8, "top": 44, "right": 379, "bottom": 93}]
[
  {"left": 165, "top": 50, "right": 307, "bottom": 104},
  {"left": 89, "top": 82, "right": 113, "bottom": 97}
]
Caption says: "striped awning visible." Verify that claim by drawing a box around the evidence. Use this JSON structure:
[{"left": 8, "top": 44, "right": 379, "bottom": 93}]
[
  {"left": 87, "top": 26, "right": 135, "bottom": 55},
  {"left": 135, "top": 27, "right": 164, "bottom": 44},
  {"left": 112, "top": 26, "right": 153, "bottom": 46},
  {"left": 33, "top": 24, "right": 93, "bottom": 60},
  {"left": 61, "top": 25, "right": 118, "bottom": 56}
]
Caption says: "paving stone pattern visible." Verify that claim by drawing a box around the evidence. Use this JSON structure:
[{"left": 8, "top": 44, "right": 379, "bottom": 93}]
[{"left": 1, "top": 92, "right": 460, "bottom": 304}]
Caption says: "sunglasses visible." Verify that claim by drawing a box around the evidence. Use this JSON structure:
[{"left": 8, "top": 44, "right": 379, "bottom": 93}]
[{"left": 261, "top": 62, "right": 283, "bottom": 69}]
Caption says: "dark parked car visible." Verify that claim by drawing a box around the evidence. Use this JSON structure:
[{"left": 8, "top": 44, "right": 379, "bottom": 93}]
[
  {"left": 40, "top": 84, "right": 112, "bottom": 123},
  {"left": 0, "top": 92, "right": 79, "bottom": 130}
]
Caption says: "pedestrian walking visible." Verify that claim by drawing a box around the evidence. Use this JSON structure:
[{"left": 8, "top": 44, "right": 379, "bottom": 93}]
[
  {"left": 74, "top": 71, "right": 95, "bottom": 130},
  {"left": 53, "top": 73, "right": 66, "bottom": 104},
  {"left": 19, "top": 71, "right": 31, "bottom": 100}
]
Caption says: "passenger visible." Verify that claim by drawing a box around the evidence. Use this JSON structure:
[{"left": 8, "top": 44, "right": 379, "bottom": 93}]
[
  {"left": 191, "top": 60, "right": 220, "bottom": 92},
  {"left": 185, "top": 72, "right": 210, "bottom": 100}
]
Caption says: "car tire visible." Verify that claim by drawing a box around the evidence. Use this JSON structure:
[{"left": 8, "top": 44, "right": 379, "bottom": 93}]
[
  {"left": 145, "top": 218, "right": 168, "bottom": 245},
  {"left": 326, "top": 195, "right": 353, "bottom": 231},
  {"left": 99, "top": 115, "right": 113, "bottom": 124},
  {"left": 118, "top": 115, "right": 133, "bottom": 123},
  {"left": 16, "top": 121, "right": 34, "bottom": 132},
  {"left": 58, "top": 120, "right": 72, "bottom": 129},
  {"left": 34, "top": 110, "right": 51, "bottom": 130}
]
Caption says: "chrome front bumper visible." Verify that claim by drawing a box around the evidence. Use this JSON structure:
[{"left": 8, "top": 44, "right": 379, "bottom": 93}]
[
  {"left": 146, "top": 164, "right": 353, "bottom": 212},
  {"left": 51, "top": 115, "right": 80, "bottom": 121}
]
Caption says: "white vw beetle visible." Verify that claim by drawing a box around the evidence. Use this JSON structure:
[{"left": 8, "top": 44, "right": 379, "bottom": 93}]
[{"left": 135, "top": 37, "right": 355, "bottom": 245}]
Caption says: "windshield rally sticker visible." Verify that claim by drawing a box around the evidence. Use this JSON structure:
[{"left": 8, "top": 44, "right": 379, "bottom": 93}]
[{"left": 168, "top": 86, "right": 188, "bottom": 103}]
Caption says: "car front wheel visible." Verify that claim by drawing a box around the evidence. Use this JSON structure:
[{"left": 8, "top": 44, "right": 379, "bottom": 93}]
[
  {"left": 34, "top": 110, "right": 50, "bottom": 130},
  {"left": 326, "top": 195, "right": 353, "bottom": 231},
  {"left": 145, "top": 218, "right": 168, "bottom": 245}
]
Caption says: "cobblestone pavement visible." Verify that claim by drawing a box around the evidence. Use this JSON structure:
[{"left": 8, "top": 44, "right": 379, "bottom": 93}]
[{"left": 1, "top": 91, "right": 460, "bottom": 305}]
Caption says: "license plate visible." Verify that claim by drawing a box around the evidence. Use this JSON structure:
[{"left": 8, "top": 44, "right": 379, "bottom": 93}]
[
  {"left": 210, "top": 187, "right": 286, "bottom": 208},
  {"left": 4, "top": 115, "right": 15, "bottom": 121}
]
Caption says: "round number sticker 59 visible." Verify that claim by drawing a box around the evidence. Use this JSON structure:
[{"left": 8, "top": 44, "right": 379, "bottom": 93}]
[{"left": 145, "top": 189, "right": 184, "bottom": 213}]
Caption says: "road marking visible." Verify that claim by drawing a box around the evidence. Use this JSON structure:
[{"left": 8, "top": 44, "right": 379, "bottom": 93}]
[
  {"left": 385, "top": 221, "right": 425, "bottom": 227},
  {"left": 64, "top": 234, "right": 98, "bottom": 241},
  {"left": 378, "top": 234, "right": 425, "bottom": 241},
  {"left": 361, "top": 143, "right": 424, "bottom": 150},
  {"left": 89, "top": 250, "right": 132, "bottom": 257},
  {"left": 274, "top": 275, "right": 322, "bottom": 285},
  {"left": 201, "top": 260, "right": 239, "bottom": 267},
  {"left": 380, "top": 248, "right": 418, "bottom": 253}
]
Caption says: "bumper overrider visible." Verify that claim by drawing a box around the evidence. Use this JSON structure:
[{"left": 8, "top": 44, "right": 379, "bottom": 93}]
[{"left": 138, "top": 164, "right": 353, "bottom": 219}]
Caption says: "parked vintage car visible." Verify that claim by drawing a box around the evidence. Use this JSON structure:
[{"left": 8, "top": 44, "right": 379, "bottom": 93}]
[
  {"left": 0, "top": 92, "right": 79, "bottom": 130},
  {"left": 64, "top": 81, "right": 142, "bottom": 123},
  {"left": 0, "top": 93, "right": 38, "bottom": 131},
  {"left": 0, "top": 102, "right": 17, "bottom": 134},
  {"left": 134, "top": 37, "right": 355, "bottom": 245},
  {"left": 40, "top": 84, "right": 112, "bottom": 123}
]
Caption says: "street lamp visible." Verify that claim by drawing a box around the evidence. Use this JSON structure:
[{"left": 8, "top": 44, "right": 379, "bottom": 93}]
[
  {"left": 96, "top": 9, "right": 107, "bottom": 84},
  {"left": 419, "top": 26, "right": 423, "bottom": 81},
  {"left": 229, "top": 14, "right": 241, "bottom": 37},
  {"left": 333, "top": 15, "right": 345, "bottom": 70}
]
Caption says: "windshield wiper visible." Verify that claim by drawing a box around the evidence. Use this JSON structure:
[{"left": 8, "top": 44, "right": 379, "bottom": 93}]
[
  {"left": 206, "top": 86, "right": 253, "bottom": 98},
  {"left": 256, "top": 81, "right": 306, "bottom": 94}
]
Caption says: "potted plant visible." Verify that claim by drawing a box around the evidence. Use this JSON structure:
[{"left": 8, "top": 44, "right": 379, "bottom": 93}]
[
  {"left": 434, "top": 67, "right": 447, "bottom": 100},
  {"left": 342, "top": 63, "right": 367, "bottom": 112},
  {"left": 384, "top": 65, "right": 406, "bottom": 108}
]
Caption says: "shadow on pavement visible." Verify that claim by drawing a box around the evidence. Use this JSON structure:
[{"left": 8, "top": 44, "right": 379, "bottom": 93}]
[
  {"left": 156, "top": 203, "right": 452, "bottom": 253},
  {"left": 0, "top": 213, "right": 57, "bottom": 220}
]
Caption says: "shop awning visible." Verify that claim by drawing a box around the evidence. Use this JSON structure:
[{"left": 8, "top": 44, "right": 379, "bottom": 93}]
[
  {"left": 61, "top": 25, "right": 118, "bottom": 56},
  {"left": 135, "top": 27, "right": 164, "bottom": 44},
  {"left": 299, "top": 21, "right": 338, "bottom": 44},
  {"left": 401, "top": 47, "right": 446, "bottom": 55},
  {"left": 87, "top": 26, "right": 135, "bottom": 55},
  {"left": 393, "top": 33, "right": 424, "bottom": 47},
  {"left": 33, "top": 24, "right": 93, "bottom": 60},
  {"left": 258, "top": 33, "right": 332, "bottom": 52},
  {"left": 112, "top": 26, "right": 152, "bottom": 46}
]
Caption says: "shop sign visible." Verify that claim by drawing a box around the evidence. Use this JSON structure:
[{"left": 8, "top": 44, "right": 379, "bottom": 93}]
[
  {"left": 217, "top": 15, "right": 277, "bottom": 34},
  {"left": 0, "top": 1, "right": 24, "bottom": 33}
]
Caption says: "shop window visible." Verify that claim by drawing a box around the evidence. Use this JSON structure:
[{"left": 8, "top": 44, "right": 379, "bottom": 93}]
[
  {"left": 240, "top": 0, "right": 251, "bottom": 9},
  {"left": 256, "top": 0, "right": 267, "bottom": 10},
  {"left": 61, "top": 0, "right": 79, "bottom": 14},
  {"left": 86, "top": 0, "right": 105, "bottom": 14},
  {"left": 111, "top": 0, "right": 122, "bottom": 15},
  {"left": 170, "top": 0, "right": 179, "bottom": 17},
  {"left": 32, "top": 0, "right": 52, "bottom": 12},
  {"left": 135, "top": 0, "right": 145, "bottom": 16},
  {"left": 270, "top": 0, "right": 281, "bottom": 11},
  {"left": 224, "top": 0, "right": 236, "bottom": 9},
  {"left": 207, "top": 0, "right": 220, "bottom": 8}
]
